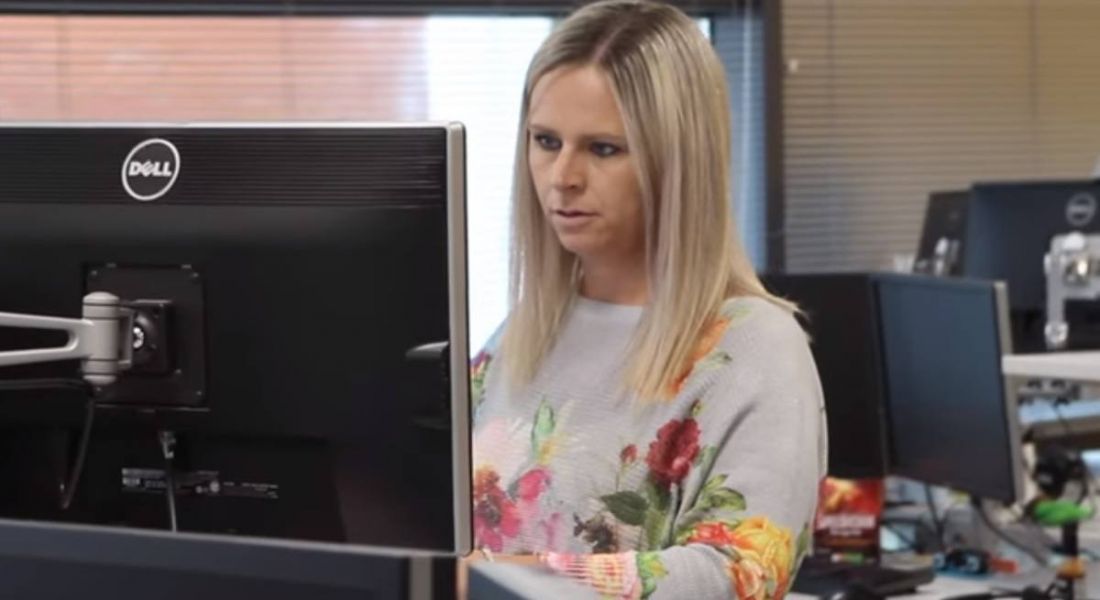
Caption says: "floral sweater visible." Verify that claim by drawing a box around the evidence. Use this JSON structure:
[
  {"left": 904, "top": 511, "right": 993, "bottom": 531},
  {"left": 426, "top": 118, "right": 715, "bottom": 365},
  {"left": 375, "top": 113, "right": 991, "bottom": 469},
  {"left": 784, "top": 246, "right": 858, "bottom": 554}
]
[{"left": 471, "top": 295, "right": 828, "bottom": 600}]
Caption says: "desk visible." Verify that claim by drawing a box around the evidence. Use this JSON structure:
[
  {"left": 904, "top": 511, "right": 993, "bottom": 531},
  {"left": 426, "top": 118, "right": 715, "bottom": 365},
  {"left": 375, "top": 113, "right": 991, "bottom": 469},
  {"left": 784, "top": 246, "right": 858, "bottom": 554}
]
[
  {"left": 1006, "top": 351, "right": 1100, "bottom": 447},
  {"left": 1003, "top": 352, "right": 1100, "bottom": 383},
  {"left": 473, "top": 561, "right": 1100, "bottom": 600},
  {"left": 790, "top": 562, "right": 1100, "bottom": 600},
  {"left": 471, "top": 563, "right": 1024, "bottom": 600}
]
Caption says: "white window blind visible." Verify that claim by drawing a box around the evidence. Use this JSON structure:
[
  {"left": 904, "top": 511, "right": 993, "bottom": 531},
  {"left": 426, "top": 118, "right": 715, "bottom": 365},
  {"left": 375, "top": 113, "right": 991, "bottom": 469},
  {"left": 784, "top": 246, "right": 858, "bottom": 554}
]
[
  {"left": 783, "top": 0, "right": 1100, "bottom": 273},
  {"left": 424, "top": 17, "right": 551, "bottom": 352}
]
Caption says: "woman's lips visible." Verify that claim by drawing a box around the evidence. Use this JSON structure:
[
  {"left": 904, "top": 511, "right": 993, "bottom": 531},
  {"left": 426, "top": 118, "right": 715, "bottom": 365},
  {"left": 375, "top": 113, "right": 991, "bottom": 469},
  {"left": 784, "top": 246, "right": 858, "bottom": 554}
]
[
  {"left": 552, "top": 209, "right": 596, "bottom": 228},
  {"left": 554, "top": 209, "right": 595, "bottom": 217}
]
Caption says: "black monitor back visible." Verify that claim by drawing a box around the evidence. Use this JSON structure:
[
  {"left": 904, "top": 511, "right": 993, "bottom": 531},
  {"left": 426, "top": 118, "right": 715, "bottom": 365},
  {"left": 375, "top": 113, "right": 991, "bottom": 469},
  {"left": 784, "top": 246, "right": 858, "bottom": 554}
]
[
  {"left": 0, "top": 124, "right": 470, "bottom": 552},
  {"left": 761, "top": 273, "right": 889, "bottom": 479},
  {"left": 875, "top": 274, "right": 1022, "bottom": 504}
]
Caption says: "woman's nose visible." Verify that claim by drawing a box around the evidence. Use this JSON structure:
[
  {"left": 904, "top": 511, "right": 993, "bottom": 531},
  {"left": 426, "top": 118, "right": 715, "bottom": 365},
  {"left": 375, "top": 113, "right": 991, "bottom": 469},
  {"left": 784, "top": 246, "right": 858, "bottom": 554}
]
[{"left": 550, "top": 149, "right": 584, "bottom": 191}]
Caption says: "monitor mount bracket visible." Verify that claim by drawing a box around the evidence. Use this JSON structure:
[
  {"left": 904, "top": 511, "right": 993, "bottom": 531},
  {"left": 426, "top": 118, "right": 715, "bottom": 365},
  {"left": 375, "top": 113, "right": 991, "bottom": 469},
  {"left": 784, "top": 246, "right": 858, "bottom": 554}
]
[
  {"left": 0, "top": 292, "right": 134, "bottom": 387},
  {"left": 1044, "top": 233, "right": 1100, "bottom": 351}
]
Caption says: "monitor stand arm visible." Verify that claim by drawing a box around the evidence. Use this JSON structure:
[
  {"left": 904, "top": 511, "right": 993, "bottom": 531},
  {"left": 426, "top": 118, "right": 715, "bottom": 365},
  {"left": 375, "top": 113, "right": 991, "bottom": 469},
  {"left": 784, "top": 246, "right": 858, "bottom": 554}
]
[
  {"left": 0, "top": 292, "right": 134, "bottom": 387},
  {"left": 1044, "top": 233, "right": 1100, "bottom": 350}
]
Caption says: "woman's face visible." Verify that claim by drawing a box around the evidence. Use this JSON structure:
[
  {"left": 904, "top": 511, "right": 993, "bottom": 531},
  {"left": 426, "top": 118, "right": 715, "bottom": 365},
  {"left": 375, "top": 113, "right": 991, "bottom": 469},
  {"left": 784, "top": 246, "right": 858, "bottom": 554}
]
[{"left": 526, "top": 64, "right": 645, "bottom": 266}]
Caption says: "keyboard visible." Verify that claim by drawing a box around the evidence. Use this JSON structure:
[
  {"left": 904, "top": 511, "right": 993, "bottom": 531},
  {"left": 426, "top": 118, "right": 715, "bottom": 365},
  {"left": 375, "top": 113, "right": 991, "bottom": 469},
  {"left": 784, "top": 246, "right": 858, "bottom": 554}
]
[{"left": 792, "top": 556, "right": 936, "bottom": 598}]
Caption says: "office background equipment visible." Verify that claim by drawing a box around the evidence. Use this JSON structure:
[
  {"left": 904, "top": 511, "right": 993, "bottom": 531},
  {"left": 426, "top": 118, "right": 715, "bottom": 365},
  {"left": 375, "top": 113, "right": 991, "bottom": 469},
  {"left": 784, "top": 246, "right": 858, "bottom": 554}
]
[
  {"left": 875, "top": 274, "right": 1023, "bottom": 505},
  {"left": 1044, "top": 233, "right": 1100, "bottom": 350},
  {"left": 1007, "top": 352, "right": 1100, "bottom": 449},
  {"left": 914, "top": 190, "right": 970, "bottom": 277},
  {"left": 0, "top": 123, "right": 471, "bottom": 553},
  {"left": 761, "top": 273, "right": 891, "bottom": 479},
  {"left": 1004, "top": 353, "right": 1100, "bottom": 385},
  {"left": 763, "top": 273, "right": 939, "bottom": 597},
  {"left": 961, "top": 180, "right": 1100, "bottom": 352}
]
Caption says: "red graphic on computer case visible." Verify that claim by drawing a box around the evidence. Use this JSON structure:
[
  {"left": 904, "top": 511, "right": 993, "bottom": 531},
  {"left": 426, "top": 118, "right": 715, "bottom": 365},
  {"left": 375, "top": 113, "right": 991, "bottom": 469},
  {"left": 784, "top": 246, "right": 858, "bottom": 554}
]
[{"left": 813, "top": 477, "right": 884, "bottom": 561}]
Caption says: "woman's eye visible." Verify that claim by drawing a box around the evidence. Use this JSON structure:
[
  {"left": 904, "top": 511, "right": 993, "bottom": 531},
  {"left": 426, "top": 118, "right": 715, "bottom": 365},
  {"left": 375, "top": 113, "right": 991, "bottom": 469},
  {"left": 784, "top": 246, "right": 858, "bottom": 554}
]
[
  {"left": 533, "top": 133, "right": 561, "bottom": 151},
  {"left": 590, "top": 142, "right": 621, "bottom": 157}
]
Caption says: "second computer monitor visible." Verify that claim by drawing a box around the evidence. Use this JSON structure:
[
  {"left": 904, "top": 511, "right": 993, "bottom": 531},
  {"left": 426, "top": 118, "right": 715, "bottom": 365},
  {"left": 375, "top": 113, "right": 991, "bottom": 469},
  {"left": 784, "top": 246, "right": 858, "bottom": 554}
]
[
  {"left": 761, "top": 273, "right": 890, "bottom": 479},
  {"left": 875, "top": 274, "right": 1023, "bottom": 504},
  {"left": 963, "top": 180, "right": 1100, "bottom": 313}
]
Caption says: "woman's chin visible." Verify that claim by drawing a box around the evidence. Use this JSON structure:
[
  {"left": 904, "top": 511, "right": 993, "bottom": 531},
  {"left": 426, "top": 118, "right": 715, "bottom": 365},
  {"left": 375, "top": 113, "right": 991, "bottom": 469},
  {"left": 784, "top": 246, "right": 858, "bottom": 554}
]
[{"left": 555, "top": 235, "right": 599, "bottom": 259}]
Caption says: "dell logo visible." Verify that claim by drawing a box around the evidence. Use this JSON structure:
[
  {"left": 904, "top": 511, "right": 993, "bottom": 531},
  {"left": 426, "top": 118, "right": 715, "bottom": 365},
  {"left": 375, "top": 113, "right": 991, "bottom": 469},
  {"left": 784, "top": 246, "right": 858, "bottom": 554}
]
[
  {"left": 127, "top": 161, "right": 174, "bottom": 178},
  {"left": 1066, "top": 193, "right": 1098, "bottom": 228},
  {"left": 122, "top": 138, "right": 180, "bottom": 201}
]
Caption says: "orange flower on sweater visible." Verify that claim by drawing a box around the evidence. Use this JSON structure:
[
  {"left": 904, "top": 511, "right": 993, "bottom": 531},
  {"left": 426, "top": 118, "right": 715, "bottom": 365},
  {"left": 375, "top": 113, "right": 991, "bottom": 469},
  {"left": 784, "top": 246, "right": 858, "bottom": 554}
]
[
  {"left": 727, "top": 517, "right": 796, "bottom": 600},
  {"left": 680, "top": 516, "right": 796, "bottom": 599},
  {"left": 664, "top": 315, "right": 732, "bottom": 398}
]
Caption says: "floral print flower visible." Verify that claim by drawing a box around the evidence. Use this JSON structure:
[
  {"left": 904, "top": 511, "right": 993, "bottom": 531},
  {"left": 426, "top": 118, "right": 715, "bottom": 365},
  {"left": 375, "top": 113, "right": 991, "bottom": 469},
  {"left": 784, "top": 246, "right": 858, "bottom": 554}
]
[
  {"left": 474, "top": 404, "right": 564, "bottom": 553},
  {"left": 665, "top": 316, "right": 732, "bottom": 397},
  {"left": 729, "top": 517, "right": 796, "bottom": 600},
  {"left": 663, "top": 301, "right": 750, "bottom": 398},
  {"left": 677, "top": 516, "right": 796, "bottom": 600},
  {"left": 470, "top": 350, "right": 492, "bottom": 409},
  {"left": 683, "top": 520, "right": 740, "bottom": 547},
  {"left": 636, "top": 552, "right": 669, "bottom": 598},
  {"left": 646, "top": 418, "right": 700, "bottom": 487},
  {"left": 574, "top": 513, "right": 620, "bottom": 553},
  {"left": 514, "top": 467, "right": 551, "bottom": 503},
  {"left": 732, "top": 557, "right": 770, "bottom": 600},
  {"left": 473, "top": 467, "right": 521, "bottom": 552},
  {"left": 620, "top": 444, "right": 638, "bottom": 466}
]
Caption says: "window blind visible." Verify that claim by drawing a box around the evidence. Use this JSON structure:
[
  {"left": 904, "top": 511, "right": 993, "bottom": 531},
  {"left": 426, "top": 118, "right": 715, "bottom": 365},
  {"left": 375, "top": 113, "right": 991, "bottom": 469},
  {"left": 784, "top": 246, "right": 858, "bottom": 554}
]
[
  {"left": 782, "top": 0, "right": 1100, "bottom": 273},
  {"left": 0, "top": 1, "right": 736, "bottom": 15}
]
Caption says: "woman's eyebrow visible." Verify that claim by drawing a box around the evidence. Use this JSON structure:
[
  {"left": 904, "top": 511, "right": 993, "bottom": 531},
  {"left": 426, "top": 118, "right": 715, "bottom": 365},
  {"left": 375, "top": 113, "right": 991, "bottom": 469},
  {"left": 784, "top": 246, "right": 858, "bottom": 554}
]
[
  {"left": 527, "top": 122, "right": 557, "bottom": 134},
  {"left": 527, "top": 123, "right": 626, "bottom": 143}
]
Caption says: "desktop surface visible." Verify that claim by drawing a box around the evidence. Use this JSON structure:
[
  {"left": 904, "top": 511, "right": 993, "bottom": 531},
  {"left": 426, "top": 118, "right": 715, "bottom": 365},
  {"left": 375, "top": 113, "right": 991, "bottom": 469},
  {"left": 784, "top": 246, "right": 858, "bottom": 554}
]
[{"left": 791, "top": 561, "right": 1100, "bottom": 600}]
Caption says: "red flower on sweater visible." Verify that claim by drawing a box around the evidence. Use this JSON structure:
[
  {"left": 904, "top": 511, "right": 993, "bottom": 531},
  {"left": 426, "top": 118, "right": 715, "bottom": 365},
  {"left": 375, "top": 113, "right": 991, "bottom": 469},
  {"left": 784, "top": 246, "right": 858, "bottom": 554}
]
[
  {"left": 473, "top": 467, "right": 520, "bottom": 551},
  {"left": 646, "top": 418, "right": 700, "bottom": 487},
  {"left": 685, "top": 521, "right": 739, "bottom": 546},
  {"left": 514, "top": 467, "right": 551, "bottom": 503},
  {"left": 620, "top": 444, "right": 638, "bottom": 466}
]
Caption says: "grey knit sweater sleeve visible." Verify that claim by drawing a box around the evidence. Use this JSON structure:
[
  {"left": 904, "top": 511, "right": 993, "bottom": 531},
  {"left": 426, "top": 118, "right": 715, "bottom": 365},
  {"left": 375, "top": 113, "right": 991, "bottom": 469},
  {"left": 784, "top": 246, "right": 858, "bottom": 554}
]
[{"left": 470, "top": 296, "right": 827, "bottom": 600}]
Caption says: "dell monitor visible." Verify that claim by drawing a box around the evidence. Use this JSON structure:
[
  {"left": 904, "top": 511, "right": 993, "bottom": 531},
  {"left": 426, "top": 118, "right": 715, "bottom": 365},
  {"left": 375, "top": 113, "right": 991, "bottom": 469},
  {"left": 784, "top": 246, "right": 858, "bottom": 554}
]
[
  {"left": 761, "top": 273, "right": 890, "bottom": 479},
  {"left": 875, "top": 274, "right": 1023, "bottom": 504},
  {"left": 0, "top": 123, "right": 471, "bottom": 554},
  {"left": 961, "top": 180, "right": 1100, "bottom": 350}
]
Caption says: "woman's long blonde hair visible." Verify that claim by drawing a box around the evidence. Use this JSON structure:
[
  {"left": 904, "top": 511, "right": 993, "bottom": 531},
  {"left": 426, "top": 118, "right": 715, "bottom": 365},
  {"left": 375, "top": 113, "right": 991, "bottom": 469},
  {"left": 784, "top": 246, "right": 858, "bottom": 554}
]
[{"left": 501, "top": 0, "right": 790, "bottom": 400}]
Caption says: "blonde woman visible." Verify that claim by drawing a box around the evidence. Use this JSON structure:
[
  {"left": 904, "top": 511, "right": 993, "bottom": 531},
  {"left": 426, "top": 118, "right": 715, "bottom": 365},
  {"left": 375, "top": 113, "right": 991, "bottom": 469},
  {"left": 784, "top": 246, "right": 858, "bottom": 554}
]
[{"left": 467, "top": 1, "right": 827, "bottom": 598}]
